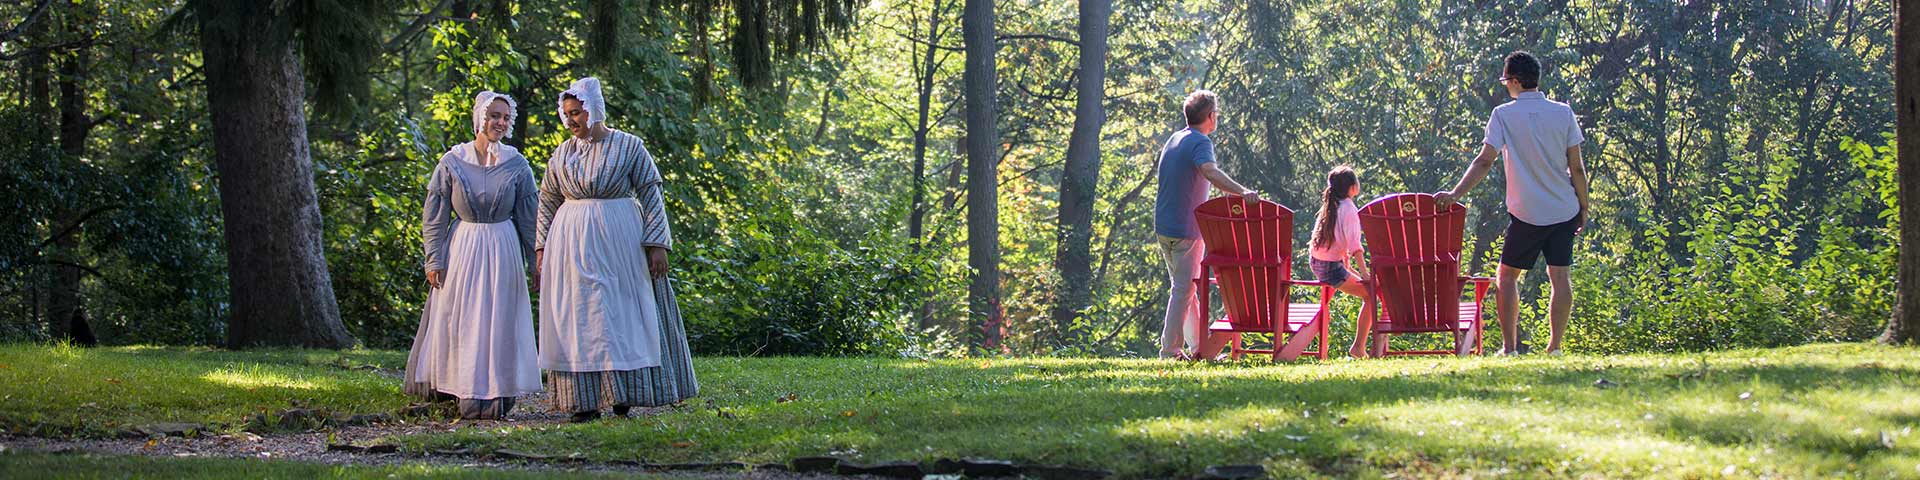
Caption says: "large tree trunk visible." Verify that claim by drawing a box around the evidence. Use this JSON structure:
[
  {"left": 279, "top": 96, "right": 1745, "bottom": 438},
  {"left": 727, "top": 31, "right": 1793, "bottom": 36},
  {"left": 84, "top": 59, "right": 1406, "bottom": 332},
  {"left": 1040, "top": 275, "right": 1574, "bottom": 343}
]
[
  {"left": 199, "top": 7, "right": 356, "bottom": 349},
  {"left": 963, "top": 0, "right": 1001, "bottom": 351},
  {"left": 1049, "top": 0, "right": 1109, "bottom": 345},
  {"left": 49, "top": 35, "right": 99, "bottom": 346},
  {"left": 1886, "top": 0, "right": 1920, "bottom": 345}
]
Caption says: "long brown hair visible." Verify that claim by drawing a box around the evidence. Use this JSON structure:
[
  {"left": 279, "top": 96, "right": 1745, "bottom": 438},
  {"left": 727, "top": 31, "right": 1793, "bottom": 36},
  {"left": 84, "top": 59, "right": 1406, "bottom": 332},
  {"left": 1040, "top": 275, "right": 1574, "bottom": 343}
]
[{"left": 1310, "top": 166, "right": 1358, "bottom": 249}]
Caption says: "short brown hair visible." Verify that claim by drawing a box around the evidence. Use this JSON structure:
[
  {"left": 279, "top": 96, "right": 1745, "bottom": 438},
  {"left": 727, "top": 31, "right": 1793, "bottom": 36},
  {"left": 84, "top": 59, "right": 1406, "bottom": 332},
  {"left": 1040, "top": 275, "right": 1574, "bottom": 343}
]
[{"left": 1183, "top": 90, "right": 1217, "bottom": 126}]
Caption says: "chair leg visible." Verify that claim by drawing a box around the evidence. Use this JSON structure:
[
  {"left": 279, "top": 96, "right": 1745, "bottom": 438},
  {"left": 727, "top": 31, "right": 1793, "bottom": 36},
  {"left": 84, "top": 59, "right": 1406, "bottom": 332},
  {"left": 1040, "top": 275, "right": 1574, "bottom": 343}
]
[
  {"left": 1455, "top": 329, "right": 1477, "bottom": 357},
  {"left": 1231, "top": 334, "right": 1244, "bottom": 360},
  {"left": 1371, "top": 333, "right": 1388, "bottom": 358},
  {"left": 1277, "top": 319, "right": 1320, "bottom": 361},
  {"left": 1317, "top": 315, "right": 1330, "bottom": 360}
]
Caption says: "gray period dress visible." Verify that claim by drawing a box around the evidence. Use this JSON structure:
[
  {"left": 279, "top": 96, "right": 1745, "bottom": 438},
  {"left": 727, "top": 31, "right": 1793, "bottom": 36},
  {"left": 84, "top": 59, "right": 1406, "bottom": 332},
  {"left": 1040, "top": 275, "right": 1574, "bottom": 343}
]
[
  {"left": 404, "top": 141, "right": 543, "bottom": 419},
  {"left": 536, "top": 129, "right": 698, "bottom": 413}
]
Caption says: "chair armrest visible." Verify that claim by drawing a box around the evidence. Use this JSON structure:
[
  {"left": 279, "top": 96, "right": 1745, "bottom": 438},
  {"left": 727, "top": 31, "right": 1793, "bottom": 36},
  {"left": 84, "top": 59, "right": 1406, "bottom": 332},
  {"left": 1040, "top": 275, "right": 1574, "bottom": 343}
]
[{"left": 1463, "top": 277, "right": 1493, "bottom": 303}]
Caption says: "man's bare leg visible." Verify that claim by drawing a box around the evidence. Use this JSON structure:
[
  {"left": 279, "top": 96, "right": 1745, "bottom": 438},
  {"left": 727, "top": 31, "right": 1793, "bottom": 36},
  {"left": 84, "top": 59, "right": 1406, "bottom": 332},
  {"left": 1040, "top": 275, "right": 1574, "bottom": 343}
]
[
  {"left": 1545, "top": 265, "right": 1572, "bottom": 354},
  {"left": 1497, "top": 264, "right": 1524, "bottom": 354}
]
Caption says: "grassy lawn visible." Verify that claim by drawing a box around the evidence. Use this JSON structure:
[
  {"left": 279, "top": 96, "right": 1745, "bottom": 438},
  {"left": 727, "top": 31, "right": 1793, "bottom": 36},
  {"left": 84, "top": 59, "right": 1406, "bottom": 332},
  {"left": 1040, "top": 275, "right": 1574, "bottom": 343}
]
[
  {"left": 394, "top": 344, "right": 1920, "bottom": 479},
  {"left": 0, "top": 343, "right": 414, "bottom": 437},
  {"left": 1, "top": 342, "right": 1917, "bottom": 478},
  {"left": 0, "top": 451, "right": 665, "bottom": 479}
]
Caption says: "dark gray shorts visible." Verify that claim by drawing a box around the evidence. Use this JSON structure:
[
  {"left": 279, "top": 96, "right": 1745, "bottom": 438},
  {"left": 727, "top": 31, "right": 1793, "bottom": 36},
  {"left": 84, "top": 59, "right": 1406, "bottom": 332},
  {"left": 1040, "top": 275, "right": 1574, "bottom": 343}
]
[{"left": 1501, "top": 213, "right": 1582, "bottom": 270}]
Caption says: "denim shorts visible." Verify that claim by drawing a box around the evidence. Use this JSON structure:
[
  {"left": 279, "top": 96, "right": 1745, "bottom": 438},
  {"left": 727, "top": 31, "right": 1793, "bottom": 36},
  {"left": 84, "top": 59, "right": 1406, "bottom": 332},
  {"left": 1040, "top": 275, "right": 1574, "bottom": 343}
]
[{"left": 1310, "top": 259, "right": 1349, "bottom": 288}]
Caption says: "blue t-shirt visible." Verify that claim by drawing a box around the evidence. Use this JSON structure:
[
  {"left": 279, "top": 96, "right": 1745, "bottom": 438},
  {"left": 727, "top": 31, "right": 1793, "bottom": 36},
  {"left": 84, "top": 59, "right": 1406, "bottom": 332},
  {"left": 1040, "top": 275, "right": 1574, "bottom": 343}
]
[{"left": 1153, "top": 127, "right": 1216, "bottom": 239}]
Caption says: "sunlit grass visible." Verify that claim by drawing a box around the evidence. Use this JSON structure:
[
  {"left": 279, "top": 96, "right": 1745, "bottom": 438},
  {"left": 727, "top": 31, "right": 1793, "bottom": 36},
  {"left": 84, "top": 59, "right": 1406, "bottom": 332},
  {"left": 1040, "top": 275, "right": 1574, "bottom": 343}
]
[
  {"left": 390, "top": 344, "right": 1920, "bottom": 479},
  {"left": 0, "top": 344, "right": 412, "bottom": 437}
]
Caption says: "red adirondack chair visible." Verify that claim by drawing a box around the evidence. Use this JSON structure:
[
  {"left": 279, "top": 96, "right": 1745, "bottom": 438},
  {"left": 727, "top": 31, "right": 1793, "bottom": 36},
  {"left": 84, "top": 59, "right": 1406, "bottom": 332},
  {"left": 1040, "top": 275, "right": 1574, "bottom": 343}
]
[
  {"left": 1355, "top": 193, "right": 1493, "bottom": 357},
  {"left": 1192, "top": 196, "right": 1335, "bottom": 361}
]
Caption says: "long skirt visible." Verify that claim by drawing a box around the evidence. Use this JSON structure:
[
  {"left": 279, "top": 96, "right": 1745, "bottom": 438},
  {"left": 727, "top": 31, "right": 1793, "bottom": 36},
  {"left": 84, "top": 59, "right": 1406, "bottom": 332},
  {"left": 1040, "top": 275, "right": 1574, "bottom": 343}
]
[
  {"left": 540, "top": 198, "right": 699, "bottom": 412},
  {"left": 403, "top": 220, "right": 542, "bottom": 418}
]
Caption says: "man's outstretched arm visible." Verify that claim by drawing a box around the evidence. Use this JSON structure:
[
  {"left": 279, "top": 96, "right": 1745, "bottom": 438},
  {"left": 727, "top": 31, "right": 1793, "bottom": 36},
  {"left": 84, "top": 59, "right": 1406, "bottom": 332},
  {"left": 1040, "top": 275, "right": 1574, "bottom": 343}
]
[
  {"left": 1435, "top": 145, "right": 1499, "bottom": 207},
  {"left": 1199, "top": 162, "right": 1260, "bottom": 202}
]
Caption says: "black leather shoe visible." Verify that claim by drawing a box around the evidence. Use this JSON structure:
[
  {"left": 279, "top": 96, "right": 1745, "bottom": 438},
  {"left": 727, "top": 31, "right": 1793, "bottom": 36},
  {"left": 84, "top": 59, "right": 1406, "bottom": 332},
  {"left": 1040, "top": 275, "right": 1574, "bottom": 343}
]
[
  {"left": 568, "top": 411, "right": 601, "bottom": 423},
  {"left": 613, "top": 405, "right": 631, "bottom": 417}
]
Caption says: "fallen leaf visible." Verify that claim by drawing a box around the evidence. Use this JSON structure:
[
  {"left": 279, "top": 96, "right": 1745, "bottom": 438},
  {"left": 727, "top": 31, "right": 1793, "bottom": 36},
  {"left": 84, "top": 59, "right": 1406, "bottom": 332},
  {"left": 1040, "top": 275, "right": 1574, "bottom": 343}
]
[
  {"left": 841, "top": 409, "right": 857, "bottom": 417},
  {"left": 104, "top": 378, "right": 122, "bottom": 385},
  {"left": 776, "top": 392, "right": 799, "bottom": 403},
  {"left": 670, "top": 441, "right": 694, "bottom": 448}
]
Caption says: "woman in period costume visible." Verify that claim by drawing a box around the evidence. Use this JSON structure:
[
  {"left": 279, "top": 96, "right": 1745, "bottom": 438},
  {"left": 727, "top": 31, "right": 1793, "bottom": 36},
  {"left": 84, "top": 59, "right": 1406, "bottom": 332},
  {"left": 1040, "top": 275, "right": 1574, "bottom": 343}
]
[
  {"left": 403, "top": 91, "right": 543, "bottom": 419},
  {"left": 536, "top": 77, "right": 698, "bottom": 422}
]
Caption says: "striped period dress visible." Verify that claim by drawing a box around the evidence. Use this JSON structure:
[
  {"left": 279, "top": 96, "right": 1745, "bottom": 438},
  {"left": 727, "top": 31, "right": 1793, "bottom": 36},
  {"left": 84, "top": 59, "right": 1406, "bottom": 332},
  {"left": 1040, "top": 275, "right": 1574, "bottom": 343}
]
[{"left": 535, "top": 129, "right": 698, "bottom": 413}]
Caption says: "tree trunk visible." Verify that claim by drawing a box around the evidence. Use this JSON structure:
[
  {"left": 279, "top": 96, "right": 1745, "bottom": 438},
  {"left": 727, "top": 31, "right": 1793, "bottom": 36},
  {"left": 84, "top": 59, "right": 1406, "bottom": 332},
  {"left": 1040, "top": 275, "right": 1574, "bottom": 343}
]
[
  {"left": 910, "top": 0, "right": 947, "bottom": 331},
  {"left": 908, "top": 0, "right": 946, "bottom": 248},
  {"left": 199, "top": 6, "right": 356, "bottom": 349},
  {"left": 1049, "top": 0, "right": 1109, "bottom": 346},
  {"left": 20, "top": 8, "right": 54, "bottom": 336},
  {"left": 963, "top": 0, "right": 1001, "bottom": 351},
  {"left": 1885, "top": 0, "right": 1920, "bottom": 345},
  {"left": 49, "top": 37, "right": 98, "bottom": 346}
]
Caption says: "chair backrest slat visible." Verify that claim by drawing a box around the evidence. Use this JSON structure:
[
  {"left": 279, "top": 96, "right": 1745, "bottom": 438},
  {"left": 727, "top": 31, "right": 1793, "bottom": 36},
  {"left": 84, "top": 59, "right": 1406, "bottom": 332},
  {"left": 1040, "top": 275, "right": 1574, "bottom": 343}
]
[{"left": 1195, "top": 197, "right": 1294, "bottom": 331}]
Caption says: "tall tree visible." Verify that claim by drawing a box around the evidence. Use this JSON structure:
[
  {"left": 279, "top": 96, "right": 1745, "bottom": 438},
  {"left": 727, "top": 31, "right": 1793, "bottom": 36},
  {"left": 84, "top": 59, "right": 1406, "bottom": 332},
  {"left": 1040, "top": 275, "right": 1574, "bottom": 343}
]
[
  {"left": 47, "top": 2, "right": 101, "bottom": 346},
  {"left": 1049, "top": 0, "right": 1109, "bottom": 344},
  {"left": 185, "top": 0, "right": 377, "bottom": 349},
  {"left": 963, "top": 0, "right": 1001, "bottom": 350},
  {"left": 1887, "top": 0, "right": 1920, "bottom": 345},
  {"left": 908, "top": 0, "right": 955, "bottom": 247},
  {"left": 909, "top": 0, "right": 958, "bottom": 331}
]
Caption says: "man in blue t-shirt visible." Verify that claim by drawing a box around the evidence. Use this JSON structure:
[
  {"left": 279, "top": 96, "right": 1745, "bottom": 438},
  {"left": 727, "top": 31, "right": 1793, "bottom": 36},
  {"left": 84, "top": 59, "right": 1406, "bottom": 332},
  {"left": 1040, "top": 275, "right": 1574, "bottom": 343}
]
[{"left": 1154, "top": 90, "right": 1261, "bottom": 360}]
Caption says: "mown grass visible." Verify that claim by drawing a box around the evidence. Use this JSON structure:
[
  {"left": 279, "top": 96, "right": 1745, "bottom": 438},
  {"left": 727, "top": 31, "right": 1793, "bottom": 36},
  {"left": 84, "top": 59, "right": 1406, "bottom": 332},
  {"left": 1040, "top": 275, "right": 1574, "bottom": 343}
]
[
  {"left": 2, "top": 342, "right": 1917, "bottom": 478},
  {"left": 0, "top": 343, "right": 413, "bottom": 437},
  {"left": 0, "top": 451, "right": 666, "bottom": 479},
  {"left": 393, "top": 344, "right": 1920, "bottom": 479}
]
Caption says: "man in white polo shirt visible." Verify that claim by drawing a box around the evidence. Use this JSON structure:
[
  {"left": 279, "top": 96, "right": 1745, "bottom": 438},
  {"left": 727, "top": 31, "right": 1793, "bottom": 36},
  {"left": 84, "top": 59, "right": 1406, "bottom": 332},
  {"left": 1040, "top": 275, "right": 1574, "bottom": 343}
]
[{"left": 1434, "top": 51, "right": 1591, "bottom": 356}]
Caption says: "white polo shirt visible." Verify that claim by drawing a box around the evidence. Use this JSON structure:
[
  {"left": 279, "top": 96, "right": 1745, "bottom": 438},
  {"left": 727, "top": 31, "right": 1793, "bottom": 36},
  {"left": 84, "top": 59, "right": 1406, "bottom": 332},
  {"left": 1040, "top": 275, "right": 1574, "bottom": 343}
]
[{"left": 1483, "top": 91, "right": 1584, "bottom": 226}]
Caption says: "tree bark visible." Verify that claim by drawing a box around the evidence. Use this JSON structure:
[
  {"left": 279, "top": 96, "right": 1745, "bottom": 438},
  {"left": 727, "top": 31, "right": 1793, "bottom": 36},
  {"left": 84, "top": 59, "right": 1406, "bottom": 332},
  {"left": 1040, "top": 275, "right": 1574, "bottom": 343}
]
[
  {"left": 199, "top": 5, "right": 356, "bottom": 349},
  {"left": 1885, "top": 0, "right": 1920, "bottom": 345},
  {"left": 908, "top": 0, "right": 947, "bottom": 249},
  {"left": 909, "top": 0, "right": 948, "bottom": 331},
  {"left": 963, "top": 0, "right": 1001, "bottom": 351},
  {"left": 48, "top": 31, "right": 98, "bottom": 346},
  {"left": 1048, "top": 0, "right": 1109, "bottom": 345}
]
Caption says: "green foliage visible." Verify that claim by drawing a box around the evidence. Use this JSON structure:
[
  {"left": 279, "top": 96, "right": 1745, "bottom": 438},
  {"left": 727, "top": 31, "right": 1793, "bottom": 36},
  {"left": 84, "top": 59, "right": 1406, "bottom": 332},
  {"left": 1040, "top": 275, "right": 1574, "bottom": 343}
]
[
  {"left": 1562, "top": 137, "right": 1896, "bottom": 354},
  {"left": 676, "top": 212, "right": 945, "bottom": 357}
]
